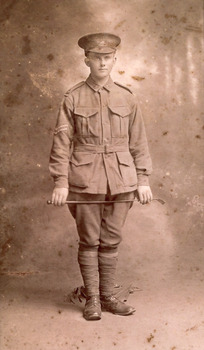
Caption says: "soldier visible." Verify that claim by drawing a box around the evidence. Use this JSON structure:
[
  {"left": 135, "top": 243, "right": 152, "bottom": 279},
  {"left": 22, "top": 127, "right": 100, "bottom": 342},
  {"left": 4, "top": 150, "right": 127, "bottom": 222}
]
[{"left": 49, "top": 33, "right": 153, "bottom": 320}]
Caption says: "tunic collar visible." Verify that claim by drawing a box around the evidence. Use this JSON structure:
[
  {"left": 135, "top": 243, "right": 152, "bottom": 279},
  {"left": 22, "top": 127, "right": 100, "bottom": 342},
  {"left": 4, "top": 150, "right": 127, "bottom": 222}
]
[{"left": 86, "top": 74, "right": 115, "bottom": 92}]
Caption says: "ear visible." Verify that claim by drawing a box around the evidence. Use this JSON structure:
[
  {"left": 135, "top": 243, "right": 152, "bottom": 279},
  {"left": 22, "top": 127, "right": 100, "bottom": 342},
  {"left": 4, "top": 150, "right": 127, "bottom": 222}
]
[
  {"left": 113, "top": 56, "right": 117, "bottom": 65},
  {"left": 85, "top": 57, "right": 90, "bottom": 67}
]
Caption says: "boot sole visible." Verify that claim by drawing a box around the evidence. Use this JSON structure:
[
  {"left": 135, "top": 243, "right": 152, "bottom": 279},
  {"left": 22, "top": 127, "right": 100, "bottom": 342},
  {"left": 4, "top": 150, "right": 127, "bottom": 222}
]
[
  {"left": 101, "top": 307, "right": 136, "bottom": 316},
  {"left": 83, "top": 314, "right": 101, "bottom": 321}
]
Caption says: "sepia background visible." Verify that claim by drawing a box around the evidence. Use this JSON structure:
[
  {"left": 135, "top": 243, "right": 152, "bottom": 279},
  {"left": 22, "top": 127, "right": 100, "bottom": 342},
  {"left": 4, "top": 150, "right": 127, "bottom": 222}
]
[{"left": 0, "top": 0, "right": 203, "bottom": 349}]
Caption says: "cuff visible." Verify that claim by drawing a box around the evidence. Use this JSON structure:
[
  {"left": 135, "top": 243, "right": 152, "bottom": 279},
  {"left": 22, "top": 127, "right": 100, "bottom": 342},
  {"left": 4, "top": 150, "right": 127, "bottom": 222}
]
[
  {"left": 53, "top": 176, "right": 69, "bottom": 188},
  {"left": 137, "top": 174, "right": 150, "bottom": 186}
]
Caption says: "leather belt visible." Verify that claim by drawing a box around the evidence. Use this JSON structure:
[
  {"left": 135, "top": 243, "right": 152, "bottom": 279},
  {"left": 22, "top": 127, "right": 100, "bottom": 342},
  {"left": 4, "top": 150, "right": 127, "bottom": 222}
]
[{"left": 73, "top": 144, "right": 129, "bottom": 154}]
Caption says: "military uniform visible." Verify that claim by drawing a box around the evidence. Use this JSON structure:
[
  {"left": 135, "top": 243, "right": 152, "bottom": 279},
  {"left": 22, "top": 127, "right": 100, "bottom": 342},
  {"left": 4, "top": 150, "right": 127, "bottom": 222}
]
[
  {"left": 50, "top": 75, "right": 151, "bottom": 192},
  {"left": 49, "top": 33, "right": 152, "bottom": 320}
]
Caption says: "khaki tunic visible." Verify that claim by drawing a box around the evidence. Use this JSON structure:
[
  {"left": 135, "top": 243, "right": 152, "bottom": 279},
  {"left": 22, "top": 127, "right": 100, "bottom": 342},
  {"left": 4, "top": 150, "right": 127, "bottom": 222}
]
[{"left": 49, "top": 75, "right": 152, "bottom": 195}]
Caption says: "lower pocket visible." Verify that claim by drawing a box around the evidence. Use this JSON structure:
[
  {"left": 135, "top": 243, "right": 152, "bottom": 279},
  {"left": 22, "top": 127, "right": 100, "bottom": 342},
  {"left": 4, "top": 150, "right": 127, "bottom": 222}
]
[
  {"left": 69, "top": 152, "right": 96, "bottom": 188},
  {"left": 116, "top": 152, "right": 137, "bottom": 187}
]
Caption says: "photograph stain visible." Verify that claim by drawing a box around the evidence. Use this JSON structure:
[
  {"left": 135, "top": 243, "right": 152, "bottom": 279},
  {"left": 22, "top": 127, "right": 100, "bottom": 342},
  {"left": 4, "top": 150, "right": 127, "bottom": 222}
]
[
  {"left": 114, "top": 19, "right": 126, "bottom": 29},
  {"left": 47, "top": 54, "right": 54, "bottom": 61},
  {"left": 160, "top": 36, "right": 172, "bottom": 45},
  {"left": 147, "top": 333, "right": 154, "bottom": 342},
  {"left": 22, "top": 35, "right": 32, "bottom": 55},
  {"left": 57, "top": 68, "right": 64, "bottom": 77},
  {"left": 131, "top": 76, "right": 145, "bottom": 81},
  {"left": 3, "top": 82, "right": 24, "bottom": 107},
  {"left": 0, "top": 0, "right": 18, "bottom": 23},
  {"left": 0, "top": 237, "right": 13, "bottom": 258}
]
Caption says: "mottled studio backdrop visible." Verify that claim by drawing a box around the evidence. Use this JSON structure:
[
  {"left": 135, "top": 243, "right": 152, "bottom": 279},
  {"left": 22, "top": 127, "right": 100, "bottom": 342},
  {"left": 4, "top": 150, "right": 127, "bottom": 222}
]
[{"left": 0, "top": 0, "right": 203, "bottom": 275}]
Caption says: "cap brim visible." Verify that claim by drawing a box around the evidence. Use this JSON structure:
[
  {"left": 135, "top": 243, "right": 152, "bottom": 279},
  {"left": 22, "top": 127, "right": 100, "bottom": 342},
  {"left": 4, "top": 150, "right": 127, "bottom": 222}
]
[{"left": 86, "top": 46, "right": 116, "bottom": 54}]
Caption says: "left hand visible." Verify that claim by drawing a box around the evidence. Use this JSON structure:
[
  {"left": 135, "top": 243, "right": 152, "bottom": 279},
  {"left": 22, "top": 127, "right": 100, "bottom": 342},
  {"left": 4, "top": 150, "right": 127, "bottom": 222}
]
[{"left": 136, "top": 186, "right": 153, "bottom": 204}]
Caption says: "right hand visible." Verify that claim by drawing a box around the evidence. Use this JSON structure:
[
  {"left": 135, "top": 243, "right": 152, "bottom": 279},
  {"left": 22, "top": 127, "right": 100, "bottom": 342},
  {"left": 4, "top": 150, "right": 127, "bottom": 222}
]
[{"left": 51, "top": 187, "right": 68, "bottom": 206}]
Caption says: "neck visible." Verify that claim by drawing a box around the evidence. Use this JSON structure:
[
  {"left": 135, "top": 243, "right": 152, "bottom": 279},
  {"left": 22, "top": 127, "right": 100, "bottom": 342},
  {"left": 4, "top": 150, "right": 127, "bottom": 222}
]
[{"left": 91, "top": 74, "right": 110, "bottom": 86}]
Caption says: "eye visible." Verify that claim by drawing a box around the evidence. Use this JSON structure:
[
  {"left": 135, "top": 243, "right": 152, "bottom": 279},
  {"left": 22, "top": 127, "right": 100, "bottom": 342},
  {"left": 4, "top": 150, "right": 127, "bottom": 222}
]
[{"left": 106, "top": 55, "right": 112, "bottom": 60}]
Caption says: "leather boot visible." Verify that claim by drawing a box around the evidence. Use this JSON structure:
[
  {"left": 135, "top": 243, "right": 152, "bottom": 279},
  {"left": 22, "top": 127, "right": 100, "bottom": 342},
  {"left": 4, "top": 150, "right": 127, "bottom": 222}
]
[
  {"left": 101, "top": 295, "right": 135, "bottom": 316},
  {"left": 78, "top": 250, "right": 101, "bottom": 320},
  {"left": 99, "top": 250, "right": 135, "bottom": 316},
  {"left": 83, "top": 295, "right": 101, "bottom": 321}
]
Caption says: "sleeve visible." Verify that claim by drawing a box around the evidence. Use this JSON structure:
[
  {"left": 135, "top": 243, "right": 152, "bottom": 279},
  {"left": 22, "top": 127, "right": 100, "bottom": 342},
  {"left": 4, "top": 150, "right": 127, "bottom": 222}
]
[
  {"left": 49, "top": 95, "right": 74, "bottom": 188},
  {"left": 128, "top": 100, "right": 152, "bottom": 186}
]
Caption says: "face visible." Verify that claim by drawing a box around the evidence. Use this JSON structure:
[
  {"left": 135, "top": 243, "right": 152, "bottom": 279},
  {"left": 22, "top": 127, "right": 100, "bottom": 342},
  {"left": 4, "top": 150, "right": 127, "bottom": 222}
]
[{"left": 85, "top": 52, "right": 116, "bottom": 80}]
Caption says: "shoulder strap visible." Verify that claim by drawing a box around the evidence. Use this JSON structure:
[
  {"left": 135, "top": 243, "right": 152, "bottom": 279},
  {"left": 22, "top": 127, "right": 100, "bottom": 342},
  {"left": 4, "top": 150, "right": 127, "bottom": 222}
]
[
  {"left": 114, "top": 81, "right": 133, "bottom": 94},
  {"left": 64, "top": 81, "right": 85, "bottom": 96}
]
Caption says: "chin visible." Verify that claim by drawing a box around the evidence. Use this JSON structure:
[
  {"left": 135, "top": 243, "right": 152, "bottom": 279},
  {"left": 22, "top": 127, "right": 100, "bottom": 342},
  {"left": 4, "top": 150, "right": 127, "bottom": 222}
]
[{"left": 97, "top": 72, "right": 109, "bottom": 78}]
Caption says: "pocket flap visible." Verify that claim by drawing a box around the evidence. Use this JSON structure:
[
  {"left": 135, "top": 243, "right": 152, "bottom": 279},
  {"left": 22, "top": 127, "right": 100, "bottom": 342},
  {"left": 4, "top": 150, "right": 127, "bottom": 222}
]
[
  {"left": 74, "top": 107, "right": 98, "bottom": 118},
  {"left": 108, "top": 105, "right": 131, "bottom": 117},
  {"left": 117, "top": 152, "right": 134, "bottom": 166},
  {"left": 70, "top": 152, "right": 96, "bottom": 166}
]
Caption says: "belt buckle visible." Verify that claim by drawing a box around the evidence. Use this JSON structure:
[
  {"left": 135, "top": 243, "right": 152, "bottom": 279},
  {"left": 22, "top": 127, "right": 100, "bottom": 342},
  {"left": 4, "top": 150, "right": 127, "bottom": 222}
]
[{"left": 104, "top": 144, "right": 111, "bottom": 154}]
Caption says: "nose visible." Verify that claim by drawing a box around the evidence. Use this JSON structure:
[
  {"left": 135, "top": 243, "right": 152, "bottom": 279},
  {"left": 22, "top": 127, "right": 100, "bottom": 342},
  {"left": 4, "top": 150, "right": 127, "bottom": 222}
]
[{"left": 100, "top": 58, "right": 106, "bottom": 66}]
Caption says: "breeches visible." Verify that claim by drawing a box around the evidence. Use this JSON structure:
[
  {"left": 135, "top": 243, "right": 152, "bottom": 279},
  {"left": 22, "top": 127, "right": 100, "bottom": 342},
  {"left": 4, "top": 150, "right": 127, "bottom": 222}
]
[{"left": 68, "top": 191, "right": 134, "bottom": 251}]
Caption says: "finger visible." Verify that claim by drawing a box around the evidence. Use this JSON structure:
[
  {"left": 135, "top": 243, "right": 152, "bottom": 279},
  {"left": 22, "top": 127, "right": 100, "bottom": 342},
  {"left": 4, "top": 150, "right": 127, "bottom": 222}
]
[
  {"left": 55, "top": 193, "right": 61, "bottom": 206},
  {"left": 143, "top": 192, "right": 148, "bottom": 204},
  {"left": 141, "top": 192, "right": 147, "bottom": 204},
  {"left": 52, "top": 192, "right": 56, "bottom": 204},
  {"left": 138, "top": 191, "right": 144, "bottom": 204},
  {"left": 57, "top": 195, "right": 63, "bottom": 206},
  {"left": 61, "top": 195, "right": 67, "bottom": 205},
  {"left": 60, "top": 195, "right": 65, "bottom": 206},
  {"left": 55, "top": 195, "right": 60, "bottom": 206},
  {"left": 60, "top": 194, "right": 66, "bottom": 206},
  {"left": 53, "top": 193, "right": 58, "bottom": 206},
  {"left": 146, "top": 192, "right": 152, "bottom": 203}
]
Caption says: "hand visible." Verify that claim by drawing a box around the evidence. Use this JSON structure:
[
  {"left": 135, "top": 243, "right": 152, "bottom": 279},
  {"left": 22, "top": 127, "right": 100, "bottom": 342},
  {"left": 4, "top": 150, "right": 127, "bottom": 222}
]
[
  {"left": 137, "top": 186, "right": 153, "bottom": 204},
  {"left": 51, "top": 187, "right": 68, "bottom": 206}
]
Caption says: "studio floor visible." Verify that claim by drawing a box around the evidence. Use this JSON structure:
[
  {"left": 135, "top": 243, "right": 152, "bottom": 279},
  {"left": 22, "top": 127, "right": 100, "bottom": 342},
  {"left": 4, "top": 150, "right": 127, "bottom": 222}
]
[{"left": 1, "top": 203, "right": 203, "bottom": 350}]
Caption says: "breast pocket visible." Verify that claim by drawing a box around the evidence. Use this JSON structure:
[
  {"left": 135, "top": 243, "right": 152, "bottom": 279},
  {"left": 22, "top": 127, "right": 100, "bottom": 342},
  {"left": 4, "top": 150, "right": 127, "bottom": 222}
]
[
  {"left": 108, "top": 106, "right": 131, "bottom": 138},
  {"left": 74, "top": 107, "right": 99, "bottom": 137},
  {"left": 69, "top": 153, "right": 96, "bottom": 188}
]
